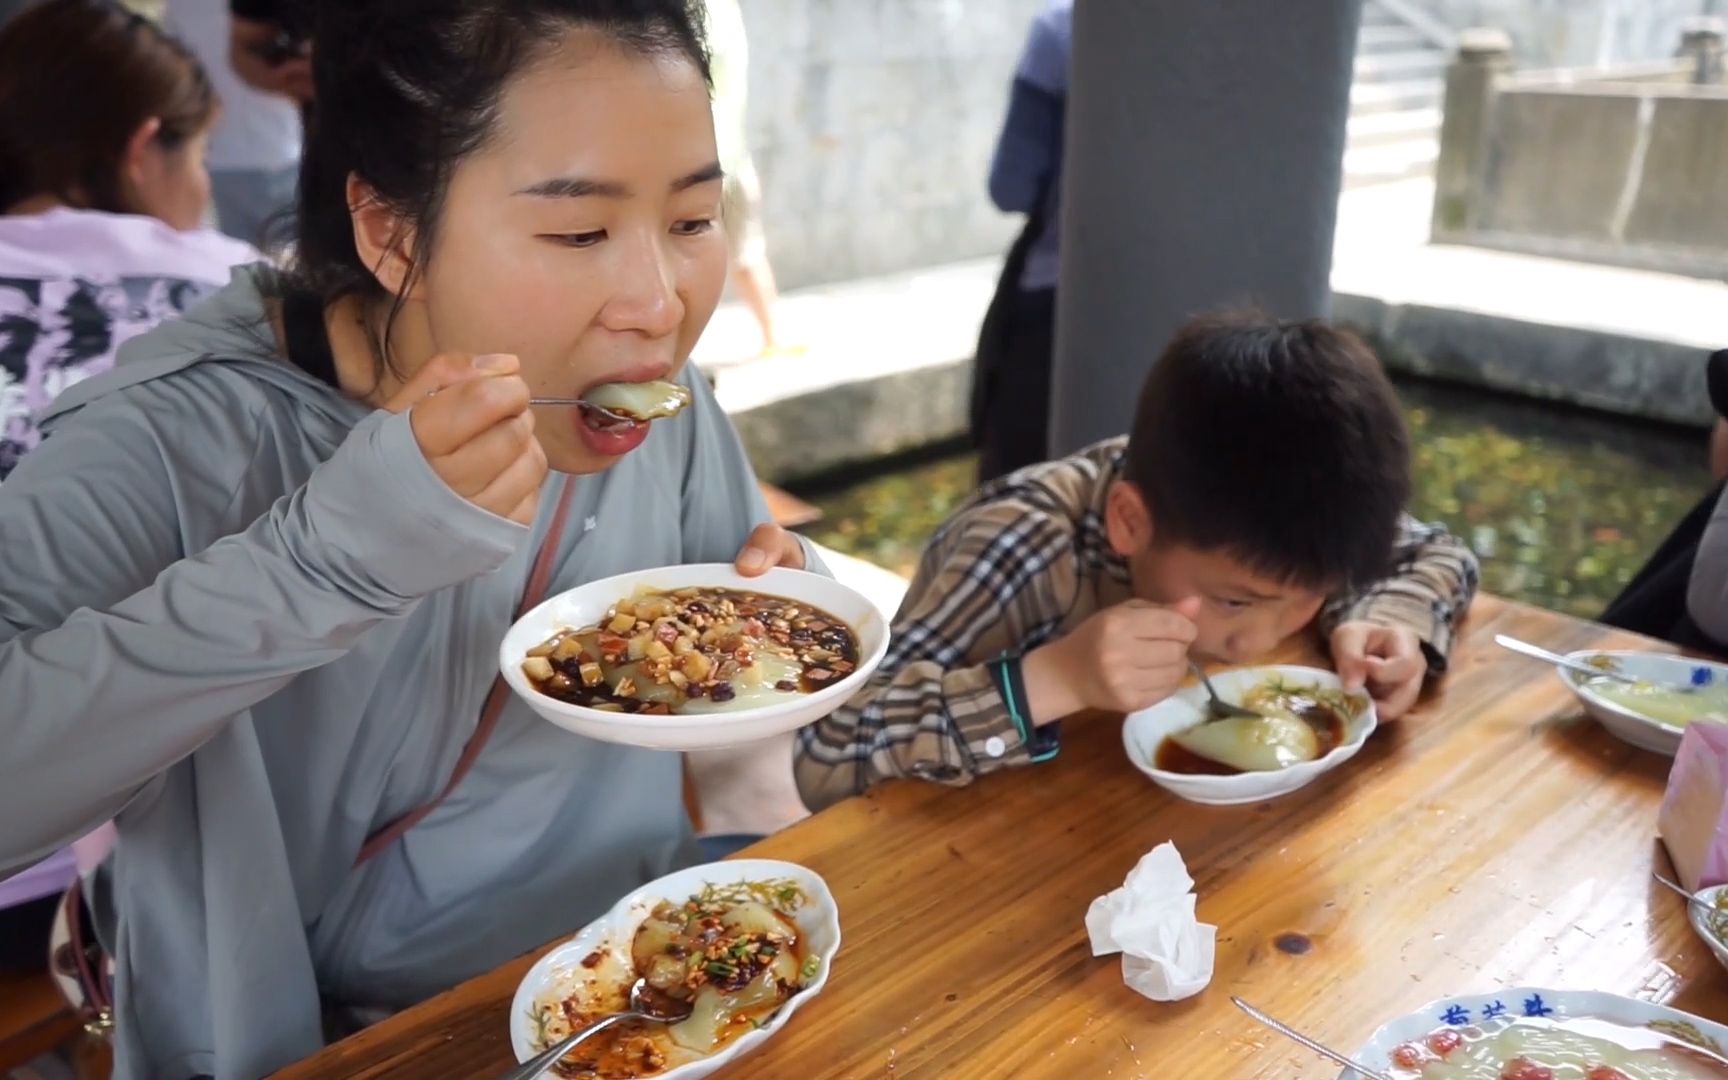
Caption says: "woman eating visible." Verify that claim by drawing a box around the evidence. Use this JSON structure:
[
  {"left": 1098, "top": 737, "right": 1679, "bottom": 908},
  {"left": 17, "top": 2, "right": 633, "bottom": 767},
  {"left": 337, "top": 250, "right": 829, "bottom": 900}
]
[{"left": 0, "top": 1, "right": 811, "bottom": 1076}]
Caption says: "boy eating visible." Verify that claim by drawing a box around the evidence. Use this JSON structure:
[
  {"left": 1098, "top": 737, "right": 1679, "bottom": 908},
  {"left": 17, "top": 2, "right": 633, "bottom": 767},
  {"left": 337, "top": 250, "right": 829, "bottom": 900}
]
[{"left": 794, "top": 312, "right": 1479, "bottom": 808}]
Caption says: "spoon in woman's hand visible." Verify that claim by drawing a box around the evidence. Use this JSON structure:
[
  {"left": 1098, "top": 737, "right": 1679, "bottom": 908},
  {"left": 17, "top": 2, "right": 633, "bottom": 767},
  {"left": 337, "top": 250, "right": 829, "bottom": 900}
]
[
  {"left": 500, "top": 978, "right": 692, "bottom": 1080},
  {"left": 529, "top": 398, "right": 636, "bottom": 425},
  {"left": 422, "top": 386, "right": 635, "bottom": 426}
]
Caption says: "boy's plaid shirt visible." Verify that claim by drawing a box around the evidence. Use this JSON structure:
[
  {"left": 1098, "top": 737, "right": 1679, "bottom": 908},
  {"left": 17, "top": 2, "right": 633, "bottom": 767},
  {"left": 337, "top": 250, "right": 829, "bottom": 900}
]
[{"left": 794, "top": 438, "right": 1481, "bottom": 810}]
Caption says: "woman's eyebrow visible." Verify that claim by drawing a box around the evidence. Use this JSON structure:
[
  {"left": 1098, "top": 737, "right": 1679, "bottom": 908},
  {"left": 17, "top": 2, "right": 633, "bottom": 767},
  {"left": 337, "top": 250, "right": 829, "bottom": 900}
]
[{"left": 515, "top": 162, "right": 724, "bottom": 200}]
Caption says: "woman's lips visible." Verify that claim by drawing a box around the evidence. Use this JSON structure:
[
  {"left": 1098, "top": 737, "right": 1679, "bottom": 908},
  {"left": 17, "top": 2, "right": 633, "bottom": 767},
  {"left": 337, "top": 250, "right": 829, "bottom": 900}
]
[{"left": 570, "top": 402, "right": 651, "bottom": 457}]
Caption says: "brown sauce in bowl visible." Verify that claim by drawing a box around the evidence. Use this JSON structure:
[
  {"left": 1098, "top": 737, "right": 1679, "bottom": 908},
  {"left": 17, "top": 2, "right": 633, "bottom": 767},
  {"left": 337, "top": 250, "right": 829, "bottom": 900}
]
[{"left": 1153, "top": 698, "right": 1347, "bottom": 776}]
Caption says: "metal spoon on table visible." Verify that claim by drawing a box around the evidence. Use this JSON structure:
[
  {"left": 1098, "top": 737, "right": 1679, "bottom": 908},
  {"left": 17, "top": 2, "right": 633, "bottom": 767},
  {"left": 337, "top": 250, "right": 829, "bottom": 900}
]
[
  {"left": 1494, "top": 634, "right": 1696, "bottom": 693},
  {"left": 501, "top": 978, "right": 692, "bottom": 1080},
  {"left": 1653, "top": 869, "right": 1718, "bottom": 917},
  {"left": 1232, "top": 997, "right": 1393, "bottom": 1080},
  {"left": 1189, "top": 661, "right": 1263, "bottom": 721}
]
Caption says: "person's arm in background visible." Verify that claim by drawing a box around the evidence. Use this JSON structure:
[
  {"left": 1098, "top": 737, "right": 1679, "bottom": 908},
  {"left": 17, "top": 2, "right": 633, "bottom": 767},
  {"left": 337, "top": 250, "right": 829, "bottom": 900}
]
[
  {"left": 1689, "top": 487, "right": 1728, "bottom": 644},
  {"left": 1707, "top": 350, "right": 1728, "bottom": 483},
  {"left": 986, "top": 4, "right": 1070, "bottom": 213},
  {"left": 1689, "top": 351, "right": 1728, "bottom": 639},
  {"left": 227, "top": 0, "right": 313, "bottom": 103}
]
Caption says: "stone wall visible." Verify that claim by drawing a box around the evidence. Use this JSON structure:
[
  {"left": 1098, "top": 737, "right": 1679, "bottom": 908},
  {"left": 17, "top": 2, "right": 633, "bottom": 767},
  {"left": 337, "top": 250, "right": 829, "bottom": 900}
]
[
  {"left": 1418, "top": 0, "right": 1711, "bottom": 67},
  {"left": 1435, "top": 56, "right": 1728, "bottom": 279},
  {"left": 739, "top": 0, "right": 1044, "bottom": 289}
]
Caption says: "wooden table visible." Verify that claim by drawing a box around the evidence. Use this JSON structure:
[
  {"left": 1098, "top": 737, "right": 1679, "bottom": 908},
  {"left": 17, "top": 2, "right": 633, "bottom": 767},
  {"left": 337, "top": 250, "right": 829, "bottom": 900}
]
[
  {"left": 0, "top": 971, "right": 81, "bottom": 1072},
  {"left": 278, "top": 596, "right": 1728, "bottom": 1078}
]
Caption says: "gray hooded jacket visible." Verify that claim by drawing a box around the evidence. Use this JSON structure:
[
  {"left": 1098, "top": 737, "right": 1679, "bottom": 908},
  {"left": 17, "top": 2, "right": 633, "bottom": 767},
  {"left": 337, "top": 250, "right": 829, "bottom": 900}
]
[{"left": 0, "top": 268, "right": 805, "bottom": 1078}]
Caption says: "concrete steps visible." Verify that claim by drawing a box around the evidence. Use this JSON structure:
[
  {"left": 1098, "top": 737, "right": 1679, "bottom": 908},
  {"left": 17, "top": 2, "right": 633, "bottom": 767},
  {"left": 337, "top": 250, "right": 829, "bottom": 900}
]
[{"left": 1345, "top": 0, "right": 1448, "bottom": 187}]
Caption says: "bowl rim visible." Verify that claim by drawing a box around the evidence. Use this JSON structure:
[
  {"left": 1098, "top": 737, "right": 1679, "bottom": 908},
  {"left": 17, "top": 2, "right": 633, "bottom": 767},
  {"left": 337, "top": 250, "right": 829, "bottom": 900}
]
[
  {"left": 1346, "top": 985, "right": 1728, "bottom": 1072},
  {"left": 1124, "top": 664, "right": 1379, "bottom": 784},
  {"left": 507, "top": 857, "right": 842, "bottom": 1072},
  {"left": 1689, "top": 883, "right": 1728, "bottom": 955},
  {"left": 1561, "top": 649, "right": 1728, "bottom": 734},
  {"left": 499, "top": 564, "right": 891, "bottom": 728}
]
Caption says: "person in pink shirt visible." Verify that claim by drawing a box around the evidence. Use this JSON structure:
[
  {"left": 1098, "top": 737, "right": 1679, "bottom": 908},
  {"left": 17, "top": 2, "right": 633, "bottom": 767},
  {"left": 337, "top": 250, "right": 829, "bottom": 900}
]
[
  {"left": 0, "top": 0, "right": 255, "bottom": 971},
  {"left": 0, "top": 0, "right": 259, "bottom": 482}
]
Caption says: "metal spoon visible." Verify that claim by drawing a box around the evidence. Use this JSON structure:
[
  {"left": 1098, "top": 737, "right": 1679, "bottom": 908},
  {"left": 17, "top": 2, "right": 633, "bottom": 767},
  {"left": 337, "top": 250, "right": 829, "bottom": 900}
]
[
  {"left": 1494, "top": 634, "right": 1695, "bottom": 693},
  {"left": 1189, "top": 661, "right": 1263, "bottom": 721},
  {"left": 501, "top": 978, "right": 692, "bottom": 1080},
  {"left": 529, "top": 398, "right": 636, "bottom": 425},
  {"left": 1653, "top": 870, "right": 1717, "bottom": 916},
  {"left": 423, "top": 388, "right": 635, "bottom": 425},
  {"left": 1232, "top": 997, "right": 1393, "bottom": 1080}
]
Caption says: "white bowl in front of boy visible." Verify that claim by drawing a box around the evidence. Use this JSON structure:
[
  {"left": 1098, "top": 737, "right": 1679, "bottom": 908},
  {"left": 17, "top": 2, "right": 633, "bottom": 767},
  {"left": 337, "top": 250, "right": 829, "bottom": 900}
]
[
  {"left": 1558, "top": 649, "right": 1728, "bottom": 758},
  {"left": 501, "top": 564, "right": 889, "bottom": 751},
  {"left": 1121, "top": 664, "right": 1377, "bottom": 805}
]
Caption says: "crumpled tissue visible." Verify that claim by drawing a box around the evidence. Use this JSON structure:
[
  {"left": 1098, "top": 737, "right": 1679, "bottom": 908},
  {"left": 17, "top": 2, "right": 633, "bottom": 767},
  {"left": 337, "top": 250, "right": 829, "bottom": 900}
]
[{"left": 1085, "top": 841, "right": 1216, "bottom": 1002}]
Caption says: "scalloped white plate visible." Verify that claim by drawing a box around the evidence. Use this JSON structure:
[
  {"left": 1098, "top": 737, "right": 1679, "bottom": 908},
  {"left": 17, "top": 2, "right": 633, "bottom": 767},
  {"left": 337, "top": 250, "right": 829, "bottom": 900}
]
[
  {"left": 1122, "top": 665, "right": 1377, "bottom": 805},
  {"left": 1346, "top": 987, "right": 1728, "bottom": 1077},
  {"left": 508, "top": 859, "right": 839, "bottom": 1079}
]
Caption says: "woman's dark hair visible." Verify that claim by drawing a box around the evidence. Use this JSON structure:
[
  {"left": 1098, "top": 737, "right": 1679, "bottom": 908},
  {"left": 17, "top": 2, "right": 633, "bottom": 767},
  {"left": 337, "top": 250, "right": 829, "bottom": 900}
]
[
  {"left": 292, "top": 0, "right": 711, "bottom": 372},
  {"left": 0, "top": 0, "right": 216, "bottom": 214},
  {"left": 1122, "top": 312, "right": 1413, "bottom": 592}
]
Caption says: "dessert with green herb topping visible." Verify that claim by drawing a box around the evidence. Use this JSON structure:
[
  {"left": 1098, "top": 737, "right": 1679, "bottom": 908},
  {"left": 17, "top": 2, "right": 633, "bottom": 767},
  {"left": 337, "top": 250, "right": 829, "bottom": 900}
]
[{"left": 532, "top": 879, "right": 816, "bottom": 1078}]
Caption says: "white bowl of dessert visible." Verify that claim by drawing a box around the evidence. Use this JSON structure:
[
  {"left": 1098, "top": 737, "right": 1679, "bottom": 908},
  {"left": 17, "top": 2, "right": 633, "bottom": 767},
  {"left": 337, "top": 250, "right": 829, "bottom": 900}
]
[
  {"left": 1122, "top": 665, "right": 1377, "bottom": 806},
  {"left": 501, "top": 564, "right": 889, "bottom": 750}
]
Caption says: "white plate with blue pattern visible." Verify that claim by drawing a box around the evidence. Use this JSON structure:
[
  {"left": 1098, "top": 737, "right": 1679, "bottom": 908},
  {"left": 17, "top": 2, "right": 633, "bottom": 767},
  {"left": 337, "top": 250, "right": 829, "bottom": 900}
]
[
  {"left": 1345, "top": 987, "right": 1728, "bottom": 1077},
  {"left": 1561, "top": 651, "right": 1728, "bottom": 757}
]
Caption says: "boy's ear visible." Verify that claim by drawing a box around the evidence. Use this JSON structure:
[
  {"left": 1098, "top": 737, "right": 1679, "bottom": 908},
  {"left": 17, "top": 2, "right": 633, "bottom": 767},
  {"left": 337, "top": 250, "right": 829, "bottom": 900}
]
[{"left": 1105, "top": 480, "right": 1153, "bottom": 557}]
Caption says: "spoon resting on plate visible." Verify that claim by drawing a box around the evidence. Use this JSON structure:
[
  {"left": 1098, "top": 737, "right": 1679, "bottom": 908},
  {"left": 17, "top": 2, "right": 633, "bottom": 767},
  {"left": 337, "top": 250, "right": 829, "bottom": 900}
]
[
  {"left": 500, "top": 977, "right": 692, "bottom": 1080},
  {"left": 1494, "top": 635, "right": 1697, "bottom": 694}
]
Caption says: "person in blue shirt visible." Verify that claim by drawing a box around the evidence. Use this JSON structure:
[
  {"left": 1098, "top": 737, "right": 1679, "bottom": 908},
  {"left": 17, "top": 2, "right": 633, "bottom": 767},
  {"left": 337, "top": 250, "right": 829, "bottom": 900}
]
[{"left": 970, "top": 0, "right": 1071, "bottom": 485}]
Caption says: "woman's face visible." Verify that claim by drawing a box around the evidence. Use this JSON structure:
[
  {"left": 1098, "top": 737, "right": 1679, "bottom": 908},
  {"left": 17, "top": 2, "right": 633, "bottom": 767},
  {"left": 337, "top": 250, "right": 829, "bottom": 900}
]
[
  {"left": 130, "top": 128, "right": 213, "bottom": 231},
  {"left": 413, "top": 33, "right": 727, "bottom": 476}
]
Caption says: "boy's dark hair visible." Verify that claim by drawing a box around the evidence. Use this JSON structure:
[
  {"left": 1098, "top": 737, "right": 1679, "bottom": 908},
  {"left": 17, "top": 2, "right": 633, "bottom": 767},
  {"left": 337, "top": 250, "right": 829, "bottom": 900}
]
[{"left": 1121, "top": 312, "right": 1411, "bottom": 592}]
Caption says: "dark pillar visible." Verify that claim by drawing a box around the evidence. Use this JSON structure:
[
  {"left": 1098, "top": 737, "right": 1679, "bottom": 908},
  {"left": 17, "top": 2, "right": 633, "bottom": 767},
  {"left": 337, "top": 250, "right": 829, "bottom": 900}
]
[{"left": 1050, "top": 0, "right": 1364, "bottom": 455}]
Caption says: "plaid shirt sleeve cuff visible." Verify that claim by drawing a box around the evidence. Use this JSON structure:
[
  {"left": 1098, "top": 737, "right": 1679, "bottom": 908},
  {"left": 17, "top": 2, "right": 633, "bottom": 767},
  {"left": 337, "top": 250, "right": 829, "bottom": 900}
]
[
  {"left": 948, "top": 664, "right": 1033, "bottom": 771},
  {"left": 1341, "top": 592, "right": 1456, "bottom": 673}
]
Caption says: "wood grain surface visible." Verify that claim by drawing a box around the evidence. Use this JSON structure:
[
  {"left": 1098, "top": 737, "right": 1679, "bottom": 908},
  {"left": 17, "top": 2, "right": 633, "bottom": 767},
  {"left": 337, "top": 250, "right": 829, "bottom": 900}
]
[{"left": 276, "top": 595, "right": 1728, "bottom": 1079}]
